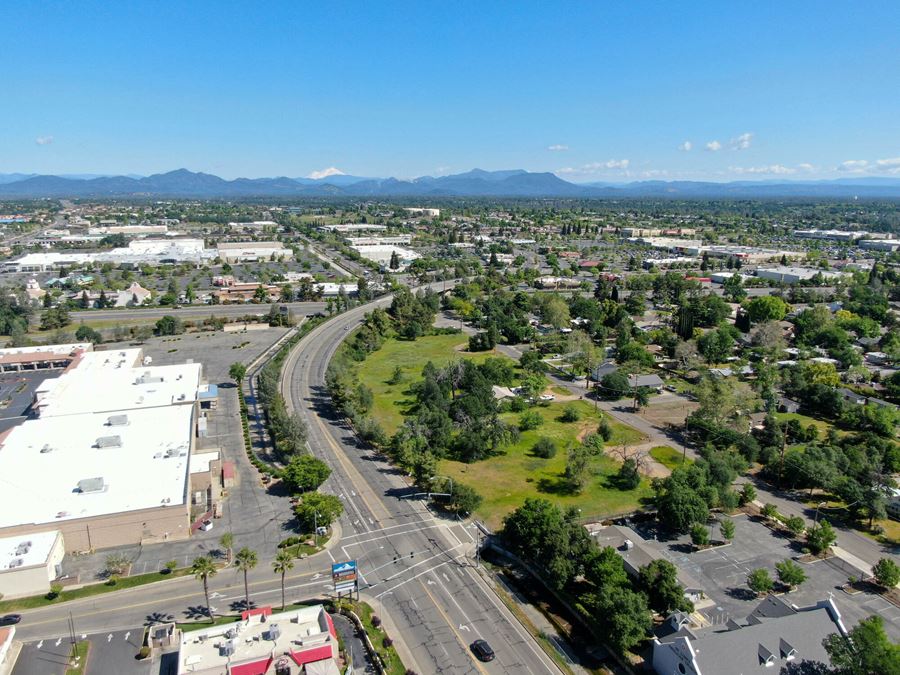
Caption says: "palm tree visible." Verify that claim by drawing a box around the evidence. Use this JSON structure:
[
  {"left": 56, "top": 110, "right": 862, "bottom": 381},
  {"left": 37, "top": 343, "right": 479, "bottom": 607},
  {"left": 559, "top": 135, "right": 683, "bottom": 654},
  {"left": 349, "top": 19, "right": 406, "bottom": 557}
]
[
  {"left": 219, "top": 532, "right": 234, "bottom": 563},
  {"left": 234, "top": 547, "right": 258, "bottom": 610},
  {"left": 191, "top": 555, "right": 218, "bottom": 622},
  {"left": 272, "top": 550, "right": 295, "bottom": 610}
]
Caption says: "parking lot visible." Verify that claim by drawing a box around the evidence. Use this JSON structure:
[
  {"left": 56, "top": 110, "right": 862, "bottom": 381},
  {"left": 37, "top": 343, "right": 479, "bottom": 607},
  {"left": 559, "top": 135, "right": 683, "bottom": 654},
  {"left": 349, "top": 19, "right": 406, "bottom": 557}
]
[{"left": 633, "top": 513, "right": 900, "bottom": 640}]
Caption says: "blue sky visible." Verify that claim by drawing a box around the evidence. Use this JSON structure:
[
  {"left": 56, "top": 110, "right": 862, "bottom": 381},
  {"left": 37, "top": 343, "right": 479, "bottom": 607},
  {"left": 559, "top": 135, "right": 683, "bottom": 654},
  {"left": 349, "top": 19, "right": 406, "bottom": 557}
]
[{"left": 2, "top": 1, "right": 898, "bottom": 182}]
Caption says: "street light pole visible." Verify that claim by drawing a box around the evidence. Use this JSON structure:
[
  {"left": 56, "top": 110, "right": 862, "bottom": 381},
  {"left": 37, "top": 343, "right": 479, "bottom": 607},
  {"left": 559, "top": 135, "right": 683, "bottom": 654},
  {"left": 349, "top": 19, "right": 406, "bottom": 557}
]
[{"left": 813, "top": 501, "right": 827, "bottom": 525}]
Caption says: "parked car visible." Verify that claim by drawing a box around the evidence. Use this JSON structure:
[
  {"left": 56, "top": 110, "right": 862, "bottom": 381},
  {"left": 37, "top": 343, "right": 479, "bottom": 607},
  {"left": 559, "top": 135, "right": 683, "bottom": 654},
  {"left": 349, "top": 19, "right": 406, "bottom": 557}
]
[
  {"left": 538, "top": 394, "right": 555, "bottom": 401},
  {"left": 199, "top": 519, "right": 214, "bottom": 532},
  {"left": 0, "top": 614, "right": 21, "bottom": 626},
  {"left": 470, "top": 639, "right": 495, "bottom": 662}
]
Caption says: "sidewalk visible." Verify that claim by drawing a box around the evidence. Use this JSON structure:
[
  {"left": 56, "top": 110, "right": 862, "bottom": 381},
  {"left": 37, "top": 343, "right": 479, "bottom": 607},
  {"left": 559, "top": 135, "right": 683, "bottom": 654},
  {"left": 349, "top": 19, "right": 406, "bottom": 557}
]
[{"left": 360, "top": 592, "right": 421, "bottom": 675}]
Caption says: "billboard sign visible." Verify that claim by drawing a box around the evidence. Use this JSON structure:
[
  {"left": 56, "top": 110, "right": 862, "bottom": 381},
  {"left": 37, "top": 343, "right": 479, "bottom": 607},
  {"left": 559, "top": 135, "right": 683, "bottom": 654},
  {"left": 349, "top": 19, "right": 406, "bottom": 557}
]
[{"left": 332, "top": 560, "right": 358, "bottom": 585}]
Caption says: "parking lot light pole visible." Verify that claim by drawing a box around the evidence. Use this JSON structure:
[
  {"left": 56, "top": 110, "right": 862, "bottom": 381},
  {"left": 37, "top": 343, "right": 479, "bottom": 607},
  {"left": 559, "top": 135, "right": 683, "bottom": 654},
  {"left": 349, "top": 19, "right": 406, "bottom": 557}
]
[{"left": 813, "top": 501, "right": 828, "bottom": 525}]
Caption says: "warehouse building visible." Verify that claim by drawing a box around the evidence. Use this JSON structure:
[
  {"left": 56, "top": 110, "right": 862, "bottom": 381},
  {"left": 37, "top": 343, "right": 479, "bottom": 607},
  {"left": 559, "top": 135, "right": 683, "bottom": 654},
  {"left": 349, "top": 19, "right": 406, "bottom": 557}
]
[
  {"left": 350, "top": 243, "right": 420, "bottom": 266},
  {"left": 0, "top": 345, "right": 214, "bottom": 552},
  {"left": 0, "top": 238, "right": 214, "bottom": 272},
  {"left": 754, "top": 266, "right": 845, "bottom": 284},
  {"left": 216, "top": 241, "right": 292, "bottom": 263},
  {"left": 0, "top": 530, "right": 65, "bottom": 599}
]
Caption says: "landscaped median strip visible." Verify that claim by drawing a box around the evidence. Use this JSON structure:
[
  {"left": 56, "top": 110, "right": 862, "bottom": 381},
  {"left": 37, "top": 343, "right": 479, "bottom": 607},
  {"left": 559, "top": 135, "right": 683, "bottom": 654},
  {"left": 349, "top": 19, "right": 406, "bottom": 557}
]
[{"left": 0, "top": 568, "right": 192, "bottom": 613}]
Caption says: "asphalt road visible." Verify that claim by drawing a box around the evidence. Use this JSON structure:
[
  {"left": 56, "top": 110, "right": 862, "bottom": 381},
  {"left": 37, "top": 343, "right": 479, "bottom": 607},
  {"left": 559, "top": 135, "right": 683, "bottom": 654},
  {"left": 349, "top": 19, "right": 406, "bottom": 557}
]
[
  {"left": 280, "top": 288, "right": 561, "bottom": 674},
  {"left": 69, "top": 301, "right": 327, "bottom": 323}
]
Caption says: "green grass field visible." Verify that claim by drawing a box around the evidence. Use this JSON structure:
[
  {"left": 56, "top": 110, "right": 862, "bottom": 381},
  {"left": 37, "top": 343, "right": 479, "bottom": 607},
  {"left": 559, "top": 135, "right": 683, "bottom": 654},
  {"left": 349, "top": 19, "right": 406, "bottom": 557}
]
[
  {"left": 649, "top": 445, "right": 691, "bottom": 471},
  {"left": 442, "top": 400, "right": 651, "bottom": 529},
  {"left": 356, "top": 335, "right": 650, "bottom": 529},
  {"left": 357, "top": 333, "right": 508, "bottom": 435},
  {"left": 775, "top": 411, "right": 838, "bottom": 436}
]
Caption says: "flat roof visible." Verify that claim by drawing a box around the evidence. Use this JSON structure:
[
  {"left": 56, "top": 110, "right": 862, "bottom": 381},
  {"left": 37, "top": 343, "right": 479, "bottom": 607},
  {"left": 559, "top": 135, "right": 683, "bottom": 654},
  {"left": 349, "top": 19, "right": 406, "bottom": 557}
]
[
  {"left": 0, "top": 530, "right": 60, "bottom": 571},
  {"left": 190, "top": 451, "right": 220, "bottom": 474},
  {"left": 0, "top": 406, "right": 193, "bottom": 527},
  {"left": 178, "top": 605, "right": 336, "bottom": 675},
  {"left": 35, "top": 349, "right": 202, "bottom": 416}
]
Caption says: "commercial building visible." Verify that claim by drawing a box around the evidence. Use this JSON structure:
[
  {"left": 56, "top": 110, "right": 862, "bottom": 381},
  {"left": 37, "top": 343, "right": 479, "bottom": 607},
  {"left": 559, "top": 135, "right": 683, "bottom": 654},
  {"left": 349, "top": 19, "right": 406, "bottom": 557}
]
[
  {"left": 0, "top": 342, "right": 90, "bottom": 373},
  {"left": 88, "top": 224, "right": 168, "bottom": 235},
  {"left": 621, "top": 227, "right": 663, "bottom": 237},
  {"left": 652, "top": 596, "right": 846, "bottom": 675},
  {"left": 403, "top": 207, "right": 440, "bottom": 217},
  {"left": 318, "top": 224, "right": 387, "bottom": 233},
  {"left": 679, "top": 245, "right": 805, "bottom": 263},
  {"left": 794, "top": 229, "right": 870, "bottom": 241},
  {"left": 177, "top": 605, "right": 339, "bottom": 675},
  {"left": 643, "top": 257, "right": 698, "bottom": 269},
  {"left": 345, "top": 235, "right": 412, "bottom": 246},
  {"left": 632, "top": 237, "right": 704, "bottom": 252},
  {"left": 350, "top": 244, "right": 420, "bottom": 266},
  {"left": 0, "top": 344, "right": 215, "bottom": 552},
  {"left": 217, "top": 242, "right": 292, "bottom": 263},
  {"left": 227, "top": 221, "right": 279, "bottom": 231},
  {"left": 860, "top": 239, "right": 900, "bottom": 252},
  {"left": 0, "top": 530, "right": 65, "bottom": 599},
  {"left": 1, "top": 238, "right": 214, "bottom": 273},
  {"left": 754, "top": 266, "right": 845, "bottom": 284}
]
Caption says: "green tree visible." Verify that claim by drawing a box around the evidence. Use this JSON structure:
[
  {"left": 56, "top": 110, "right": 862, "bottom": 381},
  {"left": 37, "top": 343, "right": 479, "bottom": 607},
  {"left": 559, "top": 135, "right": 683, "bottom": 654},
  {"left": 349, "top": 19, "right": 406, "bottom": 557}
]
[
  {"left": 154, "top": 314, "right": 184, "bottom": 336},
  {"left": 600, "top": 371, "right": 630, "bottom": 399},
  {"left": 229, "top": 362, "right": 247, "bottom": 385},
  {"left": 697, "top": 326, "right": 735, "bottom": 364},
  {"left": 295, "top": 492, "right": 343, "bottom": 531},
  {"left": 272, "top": 549, "right": 295, "bottom": 610},
  {"left": 565, "top": 444, "right": 590, "bottom": 492},
  {"left": 219, "top": 532, "right": 234, "bottom": 562},
  {"left": 234, "top": 547, "right": 258, "bottom": 610},
  {"left": 761, "top": 503, "right": 778, "bottom": 520},
  {"left": 75, "top": 323, "right": 102, "bottom": 344},
  {"left": 445, "top": 482, "right": 482, "bottom": 516},
  {"left": 823, "top": 615, "right": 900, "bottom": 675},
  {"left": 518, "top": 409, "right": 543, "bottom": 431},
  {"left": 747, "top": 568, "right": 774, "bottom": 596},
  {"left": 639, "top": 559, "right": 693, "bottom": 614},
  {"left": 719, "top": 517, "right": 735, "bottom": 542},
  {"left": 616, "top": 458, "right": 641, "bottom": 490},
  {"left": 281, "top": 455, "right": 331, "bottom": 493},
  {"left": 806, "top": 519, "right": 837, "bottom": 555},
  {"left": 775, "top": 559, "right": 807, "bottom": 590},
  {"left": 785, "top": 515, "right": 806, "bottom": 537},
  {"left": 690, "top": 523, "right": 710, "bottom": 548},
  {"left": 191, "top": 555, "right": 218, "bottom": 622},
  {"left": 739, "top": 483, "right": 757, "bottom": 505},
  {"left": 586, "top": 585, "right": 652, "bottom": 653},
  {"left": 745, "top": 296, "right": 789, "bottom": 324},
  {"left": 532, "top": 437, "right": 557, "bottom": 459},
  {"left": 873, "top": 557, "right": 900, "bottom": 589}
]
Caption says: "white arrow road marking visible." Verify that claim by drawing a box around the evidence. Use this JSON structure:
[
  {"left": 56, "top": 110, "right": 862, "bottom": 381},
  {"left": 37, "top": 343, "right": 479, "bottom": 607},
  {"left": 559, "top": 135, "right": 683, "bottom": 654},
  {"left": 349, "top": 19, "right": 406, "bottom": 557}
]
[
  {"left": 426, "top": 579, "right": 436, "bottom": 585},
  {"left": 36, "top": 640, "right": 43, "bottom": 649},
  {"left": 107, "top": 634, "right": 113, "bottom": 643},
  {"left": 442, "top": 572, "right": 450, "bottom": 582},
  {"left": 124, "top": 632, "right": 130, "bottom": 641},
  {"left": 459, "top": 624, "right": 470, "bottom": 632},
  {"left": 210, "top": 592, "right": 224, "bottom": 599},
  {"left": 312, "top": 573, "right": 321, "bottom": 580},
  {"left": 55, "top": 639, "right": 61, "bottom": 647}
]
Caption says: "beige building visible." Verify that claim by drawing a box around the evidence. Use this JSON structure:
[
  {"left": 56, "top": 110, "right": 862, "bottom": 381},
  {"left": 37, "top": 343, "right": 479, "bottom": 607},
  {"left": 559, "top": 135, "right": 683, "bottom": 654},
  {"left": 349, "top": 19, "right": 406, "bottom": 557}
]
[{"left": 0, "top": 530, "right": 65, "bottom": 599}]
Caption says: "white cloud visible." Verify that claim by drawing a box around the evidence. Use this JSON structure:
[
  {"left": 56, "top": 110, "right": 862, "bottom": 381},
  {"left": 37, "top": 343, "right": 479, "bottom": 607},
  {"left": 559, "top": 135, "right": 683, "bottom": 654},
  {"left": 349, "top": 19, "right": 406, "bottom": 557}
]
[
  {"left": 729, "top": 132, "right": 753, "bottom": 150},
  {"left": 35, "top": 135, "right": 54, "bottom": 146},
  {"left": 705, "top": 140, "right": 722, "bottom": 151},
  {"left": 678, "top": 141, "right": 692, "bottom": 151},
  {"left": 838, "top": 160, "right": 869, "bottom": 173},
  {"left": 307, "top": 167, "right": 345, "bottom": 179},
  {"left": 547, "top": 144, "right": 569, "bottom": 152},
  {"left": 730, "top": 164, "right": 796, "bottom": 175},
  {"left": 556, "top": 159, "right": 630, "bottom": 177},
  {"left": 641, "top": 169, "right": 669, "bottom": 178},
  {"left": 796, "top": 163, "right": 816, "bottom": 173},
  {"left": 876, "top": 157, "right": 900, "bottom": 168}
]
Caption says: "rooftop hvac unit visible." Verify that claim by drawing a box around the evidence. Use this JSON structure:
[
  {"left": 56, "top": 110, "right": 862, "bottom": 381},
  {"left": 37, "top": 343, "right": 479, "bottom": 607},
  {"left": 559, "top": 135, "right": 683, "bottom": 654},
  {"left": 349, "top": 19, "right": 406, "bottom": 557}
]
[
  {"left": 77, "top": 477, "right": 105, "bottom": 493},
  {"left": 267, "top": 624, "right": 281, "bottom": 641},
  {"left": 219, "top": 640, "right": 235, "bottom": 657},
  {"left": 96, "top": 435, "right": 122, "bottom": 449},
  {"left": 40, "top": 444, "right": 53, "bottom": 453},
  {"left": 15, "top": 541, "right": 32, "bottom": 555},
  {"left": 8, "top": 558, "right": 23, "bottom": 568},
  {"left": 107, "top": 414, "right": 129, "bottom": 426}
]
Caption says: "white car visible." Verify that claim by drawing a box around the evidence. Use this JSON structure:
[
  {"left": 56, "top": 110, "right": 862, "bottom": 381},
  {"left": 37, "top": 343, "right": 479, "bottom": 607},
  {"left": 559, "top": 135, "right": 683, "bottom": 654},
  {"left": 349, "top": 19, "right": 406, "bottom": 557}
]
[
  {"left": 199, "top": 519, "right": 214, "bottom": 532},
  {"left": 539, "top": 394, "right": 555, "bottom": 401}
]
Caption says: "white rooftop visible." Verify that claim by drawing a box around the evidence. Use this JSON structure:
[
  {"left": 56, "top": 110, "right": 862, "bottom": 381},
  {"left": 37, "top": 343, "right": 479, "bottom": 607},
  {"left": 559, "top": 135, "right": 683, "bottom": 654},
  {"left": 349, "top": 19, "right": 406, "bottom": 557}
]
[
  {"left": 0, "top": 530, "right": 60, "bottom": 571},
  {"left": 0, "top": 406, "right": 193, "bottom": 527},
  {"left": 34, "top": 349, "right": 201, "bottom": 417},
  {"left": 0, "top": 343, "right": 91, "bottom": 358},
  {"left": 178, "top": 605, "right": 337, "bottom": 675}
]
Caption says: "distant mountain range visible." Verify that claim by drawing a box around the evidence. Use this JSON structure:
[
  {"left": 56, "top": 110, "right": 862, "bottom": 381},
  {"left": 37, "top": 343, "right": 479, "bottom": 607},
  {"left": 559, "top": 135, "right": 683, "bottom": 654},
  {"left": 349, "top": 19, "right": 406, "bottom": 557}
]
[{"left": 0, "top": 168, "right": 898, "bottom": 199}]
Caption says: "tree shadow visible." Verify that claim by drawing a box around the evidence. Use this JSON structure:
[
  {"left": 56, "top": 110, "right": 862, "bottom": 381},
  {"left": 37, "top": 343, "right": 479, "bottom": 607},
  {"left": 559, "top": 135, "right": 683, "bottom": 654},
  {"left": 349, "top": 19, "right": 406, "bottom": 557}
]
[
  {"left": 183, "top": 605, "right": 213, "bottom": 620},
  {"left": 145, "top": 611, "right": 176, "bottom": 626},
  {"left": 230, "top": 599, "right": 255, "bottom": 612},
  {"left": 725, "top": 587, "right": 758, "bottom": 601},
  {"left": 536, "top": 476, "right": 579, "bottom": 496}
]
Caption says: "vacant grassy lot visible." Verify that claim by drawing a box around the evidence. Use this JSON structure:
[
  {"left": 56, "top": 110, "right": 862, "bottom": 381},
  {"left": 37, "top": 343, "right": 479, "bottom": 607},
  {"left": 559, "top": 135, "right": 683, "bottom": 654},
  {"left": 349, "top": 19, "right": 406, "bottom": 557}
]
[
  {"left": 357, "top": 333, "right": 508, "bottom": 434},
  {"left": 649, "top": 445, "right": 691, "bottom": 471},
  {"left": 441, "top": 400, "right": 651, "bottom": 529},
  {"left": 775, "top": 411, "right": 838, "bottom": 436}
]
